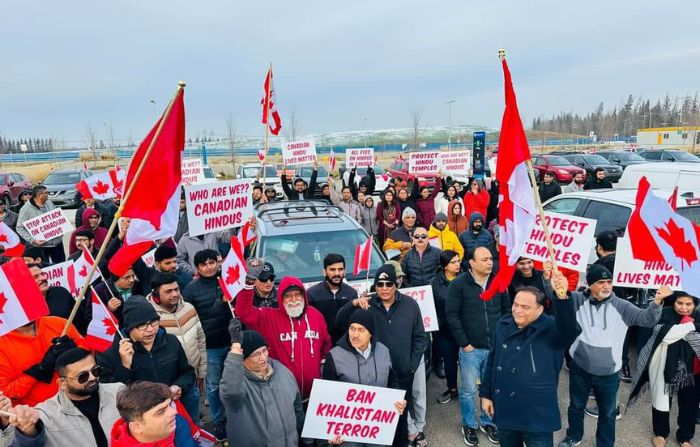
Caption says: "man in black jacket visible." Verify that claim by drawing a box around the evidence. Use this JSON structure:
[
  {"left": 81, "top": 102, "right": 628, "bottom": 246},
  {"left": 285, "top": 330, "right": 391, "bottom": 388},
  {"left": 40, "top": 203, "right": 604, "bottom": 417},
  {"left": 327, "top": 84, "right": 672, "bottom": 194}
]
[
  {"left": 538, "top": 171, "right": 562, "bottom": 203},
  {"left": 508, "top": 257, "right": 548, "bottom": 308},
  {"left": 400, "top": 226, "right": 441, "bottom": 287},
  {"left": 584, "top": 167, "right": 613, "bottom": 190},
  {"left": 347, "top": 166, "right": 376, "bottom": 200},
  {"left": 445, "top": 246, "right": 510, "bottom": 446},
  {"left": 281, "top": 161, "right": 318, "bottom": 200}
]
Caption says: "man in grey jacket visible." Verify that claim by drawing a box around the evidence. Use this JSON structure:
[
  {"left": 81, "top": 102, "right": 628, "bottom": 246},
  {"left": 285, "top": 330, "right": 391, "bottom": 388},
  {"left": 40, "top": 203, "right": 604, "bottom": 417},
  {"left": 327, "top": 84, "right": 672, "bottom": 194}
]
[
  {"left": 328, "top": 177, "right": 362, "bottom": 222},
  {"left": 16, "top": 186, "right": 65, "bottom": 264},
  {"left": 220, "top": 324, "right": 304, "bottom": 447}
]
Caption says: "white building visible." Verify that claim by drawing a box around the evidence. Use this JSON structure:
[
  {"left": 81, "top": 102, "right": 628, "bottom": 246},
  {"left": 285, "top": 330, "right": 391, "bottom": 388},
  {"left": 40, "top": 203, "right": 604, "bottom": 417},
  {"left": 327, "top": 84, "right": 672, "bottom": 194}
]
[{"left": 636, "top": 126, "right": 700, "bottom": 148}]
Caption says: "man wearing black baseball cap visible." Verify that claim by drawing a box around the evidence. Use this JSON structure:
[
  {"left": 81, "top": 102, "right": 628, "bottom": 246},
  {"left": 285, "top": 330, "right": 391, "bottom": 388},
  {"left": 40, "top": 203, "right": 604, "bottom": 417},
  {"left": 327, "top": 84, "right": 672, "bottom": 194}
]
[{"left": 246, "top": 258, "right": 278, "bottom": 308}]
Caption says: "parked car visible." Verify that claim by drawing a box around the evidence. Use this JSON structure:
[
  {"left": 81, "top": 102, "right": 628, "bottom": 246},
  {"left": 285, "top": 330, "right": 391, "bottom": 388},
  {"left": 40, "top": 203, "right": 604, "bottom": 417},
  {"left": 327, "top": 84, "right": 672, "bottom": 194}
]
[
  {"left": 235, "top": 163, "right": 283, "bottom": 198},
  {"left": 294, "top": 165, "right": 329, "bottom": 198},
  {"left": 618, "top": 162, "right": 700, "bottom": 192},
  {"left": 341, "top": 165, "right": 392, "bottom": 195},
  {"left": 42, "top": 169, "right": 92, "bottom": 208},
  {"left": 0, "top": 173, "right": 32, "bottom": 208},
  {"left": 638, "top": 149, "right": 700, "bottom": 163},
  {"left": 596, "top": 150, "right": 648, "bottom": 170},
  {"left": 387, "top": 158, "right": 433, "bottom": 188},
  {"left": 561, "top": 154, "right": 623, "bottom": 183},
  {"left": 531, "top": 154, "right": 585, "bottom": 184}
]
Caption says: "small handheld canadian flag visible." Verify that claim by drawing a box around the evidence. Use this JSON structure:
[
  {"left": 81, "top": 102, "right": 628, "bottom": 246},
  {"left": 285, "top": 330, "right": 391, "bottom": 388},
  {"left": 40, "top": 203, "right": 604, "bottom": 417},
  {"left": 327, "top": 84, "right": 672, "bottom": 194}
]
[
  {"left": 257, "top": 149, "right": 266, "bottom": 162},
  {"left": 67, "top": 247, "right": 99, "bottom": 297},
  {"left": 328, "top": 148, "right": 337, "bottom": 172},
  {"left": 236, "top": 220, "right": 257, "bottom": 249},
  {"left": 0, "top": 222, "right": 25, "bottom": 257},
  {"left": 219, "top": 236, "right": 248, "bottom": 303},
  {"left": 0, "top": 259, "right": 49, "bottom": 337},
  {"left": 353, "top": 238, "right": 373, "bottom": 276},
  {"left": 84, "top": 291, "right": 121, "bottom": 352}
]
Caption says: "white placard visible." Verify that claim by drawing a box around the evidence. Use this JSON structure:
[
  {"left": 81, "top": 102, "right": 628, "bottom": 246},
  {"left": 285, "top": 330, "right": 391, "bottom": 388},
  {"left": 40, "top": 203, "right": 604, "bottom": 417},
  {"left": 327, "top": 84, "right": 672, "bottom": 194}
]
[
  {"left": 439, "top": 150, "right": 470, "bottom": 175},
  {"left": 184, "top": 179, "right": 253, "bottom": 237},
  {"left": 43, "top": 260, "right": 72, "bottom": 290},
  {"left": 22, "top": 208, "right": 74, "bottom": 241},
  {"left": 401, "top": 285, "right": 439, "bottom": 332},
  {"left": 408, "top": 152, "right": 441, "bottom": 176},
  {"left": 282, "top": 140, "right": 317, "bottom": 166},
  {"left": 141, "top": 248, "right": 156, "bottom": 268},
  {"left": 521, "top": 212, "right": 597, "bottom": 272},
  {"left": 181, "top": 158, "right": 204, "bottom": 185},
  {"left": 301, "top": 379, "right": 405, "bottom": 445},
  {"left": 613, "top": 237, "right": 682, "bottom": 290},
  {"left": 346, "top": 148, "right": 375, "bottom": 168},
  {"left": 487, "top": 157, "right": 497, "bottom": 175}
]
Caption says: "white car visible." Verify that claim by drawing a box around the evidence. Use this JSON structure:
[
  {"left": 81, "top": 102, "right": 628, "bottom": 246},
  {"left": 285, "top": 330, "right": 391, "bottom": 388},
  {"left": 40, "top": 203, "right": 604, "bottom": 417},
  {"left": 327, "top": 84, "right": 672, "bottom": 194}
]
[
  {"left": 341, "top": 165, "right": 392, "bottom": 195},
  {"left": 235, "top": 163, "right": 283, "bottom": 198}
]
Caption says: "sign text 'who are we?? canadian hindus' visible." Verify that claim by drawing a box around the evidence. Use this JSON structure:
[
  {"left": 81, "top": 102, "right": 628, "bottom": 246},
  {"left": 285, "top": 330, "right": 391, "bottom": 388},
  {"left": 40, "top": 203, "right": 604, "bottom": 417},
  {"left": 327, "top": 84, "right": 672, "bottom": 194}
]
[{"left": 184, "top": 179, "right": 253, "bottom": 237}]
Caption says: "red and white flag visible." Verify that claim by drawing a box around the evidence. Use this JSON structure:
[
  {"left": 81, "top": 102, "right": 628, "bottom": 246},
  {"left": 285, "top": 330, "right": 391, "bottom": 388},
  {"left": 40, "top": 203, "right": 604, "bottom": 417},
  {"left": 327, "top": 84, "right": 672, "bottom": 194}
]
[
  {"left": 0, "top": 222, "right": 24, "bottom": 257},
  {"left": 219, "top": 236, "right": 247, "bottom": 302},
  {"left": 328, "top": 148, "right": 337, "bottom": 172},
  {"left": 175, "top": 400, "right": 218, "bottom": 446},
  {"left": 628, "top": 176, "right": 700, "bottom": 296},
  {"left": 0, "top": 259, "right": 49, "bottom": 337},
  {"left": 82, "top": 162, "right": 89, "bottom": 172},
  {"left": 481, "top": 58, "right": 537, "bottom": 301},
  {"left": 257, "top": 149, "right": 266, "bottom": 162},
  {"left": 236, "top": 220, "right": 257, "bottom": 248},
  {"left": 353, "top": 238, "right": 373, "bottom": 276},
  {"left": 75, "top": 166, "right": 126, "bottom": 201},
  {"left": 84, "top": 292, "right": 119, "bottom": 352},
  {"left": 261, "top": 67, "right": 282, "bottom": 136},
  {"left": 67, "top": 247, "right": 99, "bottom": 297},
  {"left": 108, "top": 87, "right": 185, "bottom": 277}
]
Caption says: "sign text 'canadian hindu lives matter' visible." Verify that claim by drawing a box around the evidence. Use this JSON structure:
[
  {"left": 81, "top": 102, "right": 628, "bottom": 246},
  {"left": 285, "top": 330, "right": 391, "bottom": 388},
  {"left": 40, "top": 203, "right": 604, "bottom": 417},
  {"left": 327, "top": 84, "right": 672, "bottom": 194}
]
[
  {"left": 282, "top": 140, "right": 317, "bottom": 166},
  {"left": 613, "top": 237, "right": 683, "bottom": 290},
  {"left": 184, "top": 179, "right": 253, "bottom": 236}
]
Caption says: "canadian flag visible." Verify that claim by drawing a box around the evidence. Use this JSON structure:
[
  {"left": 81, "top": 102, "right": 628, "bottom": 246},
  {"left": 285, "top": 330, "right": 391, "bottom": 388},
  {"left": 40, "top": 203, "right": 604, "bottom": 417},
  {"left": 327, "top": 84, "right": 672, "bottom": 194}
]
[
  {"left": 481, "top": 58, "right": 538, "bottom": 301},
  {"left": 261, "top": 67, "right": 282, "bottom": 136},
  {"left": 219, "top": 236, "right": 248, "bottom": 302},
  {"left": 175, "top": 400, "right": 218, "bottom": 446},
  {"left": 67, "top": 247, "right": 99, "bottom": 297},
  {"left": 0, "top": 222, "right": 24, "bottom": 257},
  {"left": 0, "top": 259, "right": 49, "bottom": 337},
  {"left": 328, "top": 148, "right": 337, "bottom": 172},
  {"left": 628, "top": 176, "right": 700, "bottom": 296},
  {"left": 236, "top": 220, "right": 257, "bottom": 249},
  {"left": 353, "top": 238, "right": 373, "bottom": 276},
  {"left": 75, "top": 166, "right": 126, "bottom": 201},
  {"left": 109, "top": 87, "right": 185, "bottom": 277},
  {"left": 257, "top": 149, "right": 266, "bottom": 162},
  {"left": 84, "top": 292, "right": 119, "bottom": 352}
]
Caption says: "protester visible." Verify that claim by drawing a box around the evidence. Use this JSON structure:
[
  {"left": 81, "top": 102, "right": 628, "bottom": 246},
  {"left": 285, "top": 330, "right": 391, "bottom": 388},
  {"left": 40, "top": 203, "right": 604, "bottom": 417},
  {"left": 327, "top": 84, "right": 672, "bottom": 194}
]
[
  {"left": 347, "top": 166, "right": 376, "bottom": 200},
  {"left": 74, "top": 197, "right": 100, "bottom": 228},
  {"left": 563, "top": 171, "right": 586, "bottom": 193},
  {"left": 176, "top": 232, "right": 221, "bottom": 276},
  {"left": 263, "top": 186, "right": 277, "bottom": 203},
  {"left": 458, "top": 212, "right": 494, "bottom": 260},
  {"left": 553, "top": 264, "right": 663, "bottom": 447},
  {"left": 414, "top": 176, "right": 441, "bottom": 229},
  {"left": 22, "top": 246, "right": 44, "bottom": 267},
  {"left": 252, "top": 184, "right": 265, "bottom": 205},
  {"left": 359, "top": 195, "right": 378, "bottom": 239},
  {"left": 94, "top": 266, "right": 143, "bottom": 328},
  {"left": 98, "top": 199, "right": 119, "bottom": 233},
  {"left": 462, "top": 179, "right": 490, "bottom": 220},
  {"left": 396, "top": 182, "right": 419, "bottom": 218},
  {"left": 481, "top": 274, "right": 580, "bottom": 447},
  {"left": 174, "top": 191, "right": 189, "bottom": 243},
  {"left": 219, "top": 327, "right": 304, "bottom": 447},
  {"left": 319, "top": 183, "right": 333, "bottom": 205},
  {"left": 241, "top": 259, "right": 277, "bottom": 308},
  {"left": 307, "top": 254, "right": 358, "bottom": 344},
  {"left": 281, "top": 161, "right": 318, "bottom": 200},
  {"left": 69, "top": 208, "right": 107, "bottom": 256},
  {"left": 29, "top": 264, "right": 91, "bottom": 335},
  {"left": 16, "top": 186, "right": 65, "bottom": 263},
  {"left": 445, "top": 246, "right": 510, "bottom": 446},
  {"left": 328, "top": 178, "right": 362, "bottom": 222},
  {"left": 485, "top": 179, "right": 500, "bottom": 225},
  {"left": 0, "top": 201, "right": 18, "bottom": 233},
  {"left": 538, "top": 171, "right": 562, "bottom": 203},
  {"left": 401, "top": 226, "right": 441, "bottom": 288},
  {"left": 376, "top": 190, "right": 400, "bottom": 246},
  {"left": 584, "top": 167, "right": 613, "bottom": 190},
  {"left": 382, "top": 207, "right": 417, "bottom": 260},
  {"left": 111, "top": 381, "right": 197, "bottom": 446},
  {"left": 507, "top": 257, "right": 548, "bottom": 304},
  {"left": 12, "top": 190, "right": 31, "bottom": 215},
  {"left": 384, "top": 260, "right": 406, "bottom": 289},
  {"left": 447, "top": 199, "right": 468, "bottom": 235},
  {"left": 68, "top": 229, "right": 97, "bottom": 261},
  {"left": 148, "top": 244, "right": 193, "bottom": 291},
  {"left": 427, "top": 212, "right": 464, "bottom": 259},
  {"left": 435, "top": 182, "right": 462, "bottom": 217}
]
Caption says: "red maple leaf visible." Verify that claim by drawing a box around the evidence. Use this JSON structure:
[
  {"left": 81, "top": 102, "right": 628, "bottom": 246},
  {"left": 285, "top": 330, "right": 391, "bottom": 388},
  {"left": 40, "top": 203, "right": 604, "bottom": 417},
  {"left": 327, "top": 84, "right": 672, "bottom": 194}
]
[
  {"left": 78, "top": 265, "right": 88, "bottom": 278},
  {"left": 655, "top": 219, "right": 699, "bottom": 270},
  {"left": 225, "top": 265, "right": 240, "bottom": 285},
  {"left": 113, "top": 176, "right": 123, "bottom": 191},
  {"left": 91, "top": 180, "right": 110, "bottom": 195},
  {"left": 102, "top": 318, "right": 117, "bottom": 336},
  {"left": 0, "top": 293, "right": 6, "bottom": 324},
  {"left": 0, "top": 234, "right": 7, "bottom": 244}
]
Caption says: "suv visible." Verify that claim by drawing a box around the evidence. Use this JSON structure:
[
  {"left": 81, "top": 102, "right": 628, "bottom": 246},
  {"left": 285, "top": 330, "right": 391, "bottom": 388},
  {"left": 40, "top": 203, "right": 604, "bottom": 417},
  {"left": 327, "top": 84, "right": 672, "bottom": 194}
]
[
  {"left": 562, "top": 154, "right": 623, "bottom": 183},
  {"left": 638, "top": 149, "right": 700, "bottom": 163},
  {"left": 252, "top": 200, "right": 386, "bottom": 288},
  {"left": 531, "top": 154, "right": 585, "bottom": 183},
  {"left": 294, "top": 165, "right": 329, "bottom": 198},
  {"left": 0, "top": 173, "right": 32, "bottom": 208},
  {"left": 42, "top": 169, "right": 92, "bottom": 207},
  {"left": 596, "top": 150, "right": 648, "bottom": 170}
]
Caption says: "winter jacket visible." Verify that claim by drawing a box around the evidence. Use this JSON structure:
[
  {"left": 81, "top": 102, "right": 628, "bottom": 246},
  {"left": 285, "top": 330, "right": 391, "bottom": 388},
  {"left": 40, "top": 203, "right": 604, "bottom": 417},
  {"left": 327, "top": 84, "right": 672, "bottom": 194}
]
[
  {"left": 110, "top": 414, "right": 197, "bottom": 447},
  {"left": 0, "top": 383, "right": 123, "bottom": 447},
  {"left": 16, "top": 198, "right": 61, "bottom": 246},
  {"left": 149, "top": 297, "right": 207, "bottom": 379},
  {"left": 348, "top": 167, "right": 376, "bottom": 200},
  {"left": 427, "top": 224, "right": 464, "bottom": 259},
  {"left": 359, "top": 202, "right": 378, "bottom": 236},
  {"left": 508, "top": 270, "right": 547, "bottom": 303},
  {"left": 382, "top": 225, "right": 413, "bottom": 260},
  {"left": 220, "top": 354, "right": 303, "bottom": 447},
  {"left": 182, "top": 275, "right": 232, "bottom": 349},
  {"left": 0, "top": 210, "right": 18, "bottom": 233},
  {"left": 307, "top": 280, "right": 358, "bottom": 344},
  {"left": 538, "top": 181, "right": 562, "bottom": 203},
  {"left": 400, "top": 245, "right": 441, "bottom": 287},
  {"left": 430, "top": 271, "right": 455, "bottom": 334},
  {"left": 323, "top": 336, "right": 395, "bottom": 387},
  {"left": 69, "top": 208, "right": 108, "bottom": 255},
  {"left": 76, "top": 201, "right": 118, "bottom": 231},
  {"left": 414, "top": 177, "right": 441, "bottom": 228},
  {"left": 434, "top": 193, "right": 462, "bottom": 218},
  {"left": 481, "top": 298, "right": 580, "bottom": 433},
  {"left": 458, "top": 212, "right": 494, "bottom": 253},
  {"left": 396, "top": 181, "right": 419, "bottom": 218},
  {"left": 281, "top": 169, "right": 318, "bottom": 200},
  {"left": 0, "top": 316, "right": 85, "bottom": 406},
  {"left": 335, "top": 292, "right": 427, "bottom": 383},
  {"left": 98, "top": 329, "right": 195, "bottom": 394},
  {"left": 235, "top": 277, "right": 332, "bottom": 399},
  {"left": 329, "top": 188, "right": 362, "bottom": 222},
  {"left": 584, "top": 177, "right": 613, "bottom": 190},
  {"left": 463, "top": 188, "right": 490, "bottom": 222},
  {"left": 45, "top": 285, "right": 91, "bottom": 336},
  {"left": 446, "top": 199, "right": 468, "bottom": 235},
  {"left": 175, "top": 233, "right": 220, "bottom": 275},
  {"left": 562, "top": 182, "right": 585, "bottom": 194},
  {"left": 253, "top": 285, "right": 278, "bottom": 308},
  {"left": 376, "top": 199, "right": 400, "bottom": 243},
  {"left": 445, "top": 271, "right": 511, "bottom": 349}
]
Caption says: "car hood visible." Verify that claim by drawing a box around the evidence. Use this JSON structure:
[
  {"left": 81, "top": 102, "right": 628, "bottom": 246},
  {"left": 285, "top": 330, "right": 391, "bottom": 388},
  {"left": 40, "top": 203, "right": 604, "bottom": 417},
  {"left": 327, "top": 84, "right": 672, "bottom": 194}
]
[
  {"left": 45, "top": 183, "right": 76, "bottom": 191},
  {"left": 551, "top": 165, "right": 583, "bottom": 172}
]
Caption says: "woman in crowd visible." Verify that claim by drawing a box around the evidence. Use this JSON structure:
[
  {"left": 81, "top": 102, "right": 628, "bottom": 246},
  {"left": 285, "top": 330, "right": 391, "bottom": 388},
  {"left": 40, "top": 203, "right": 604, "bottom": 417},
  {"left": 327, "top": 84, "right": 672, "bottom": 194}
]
[
  {"left": 360, "top": 195, "right": 379, "bottom": 241},
  {"left": 446, "top": 199, "right": 468, "bottom": 235},
  {"left": 414, "top": 176, "right": 441, "bottom": 229},
  {"left": 376, "top": 189, "right": 400, "bottom": 245},
  {"left": 434, "top": 181, "right": 462, "bottom": 217},
  {"left": 462, "top": 178, "right": 490, "bottom": 219}
]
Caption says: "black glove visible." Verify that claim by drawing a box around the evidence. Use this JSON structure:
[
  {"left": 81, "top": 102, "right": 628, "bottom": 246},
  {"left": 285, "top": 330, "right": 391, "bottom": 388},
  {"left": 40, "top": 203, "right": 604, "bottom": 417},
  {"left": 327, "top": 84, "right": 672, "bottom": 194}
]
[
  {"left": 228, "top": 318, "right": 243, "bottom": 344},
  {"left": 24, "top": 336, "right": 78, "bottom": 383},
  {"left": 24, "top": 364, "right": 54, "bottom": 383}
]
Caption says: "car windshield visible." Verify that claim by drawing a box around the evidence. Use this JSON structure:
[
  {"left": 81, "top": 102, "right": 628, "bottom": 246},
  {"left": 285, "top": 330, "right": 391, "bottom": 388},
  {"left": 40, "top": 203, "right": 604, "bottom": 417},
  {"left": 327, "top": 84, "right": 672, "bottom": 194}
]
[
  {"left": 241, "top": 166, "right": 277, "bottom": 178},
  {"left": 43, "top": 172, "right": 81, "bottom": 185},
  {"left": 354, "top": 165, "right": 385, "bottom": 175},
  {"left": 616, "top": 152, "right": 644, "bottom": 161},
  {"left": 670, "top": 151, "right": 699, "bottom": 162},
  {"left": 297, "top": 166, "right": 329, "bottom": 178},
  {"left": 581, "top": 155, "right": 610, "bottom": 164},
  {"left": 546, "top": 156, "right": 572, "bottom": 166},
  {"left": 678, "top": 206, "right": 700, "bottom": 225},
  {"left": 258, "top": 229, "right": 384, "bottom": 283}
]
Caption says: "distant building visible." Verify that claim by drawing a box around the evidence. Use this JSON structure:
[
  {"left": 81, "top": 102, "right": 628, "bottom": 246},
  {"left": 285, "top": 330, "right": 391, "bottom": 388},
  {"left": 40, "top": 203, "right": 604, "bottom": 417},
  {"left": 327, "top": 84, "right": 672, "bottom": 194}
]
[{"left": 636, "top": 126, "right": 700, "bottom": 148}]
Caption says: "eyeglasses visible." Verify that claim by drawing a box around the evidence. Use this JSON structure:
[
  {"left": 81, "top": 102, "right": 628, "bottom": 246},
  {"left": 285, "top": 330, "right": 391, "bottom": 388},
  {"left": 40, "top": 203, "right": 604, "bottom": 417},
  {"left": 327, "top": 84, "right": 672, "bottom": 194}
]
[
  {"left": 413, "top": 235, "right": 428, "bottom": 239},
  {"left": 259, "top": 276, "right": 275, "bottom": 283},
  {"left": 376, "top": 281, "right": 395, "bottom": 288},
  {"left": 135, "top": 320, "right": 159, "bottom": 331},
  {"left": 62, "top": 365, "right": 102, "bottom": 384}
]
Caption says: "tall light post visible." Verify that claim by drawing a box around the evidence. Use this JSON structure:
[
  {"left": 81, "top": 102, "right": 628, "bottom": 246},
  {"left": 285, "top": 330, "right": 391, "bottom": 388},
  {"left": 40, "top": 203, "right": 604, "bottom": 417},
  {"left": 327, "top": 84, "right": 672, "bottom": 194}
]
[
  {"left": 445, "top": 99, "right": 456, "bottom": 150},
  {"left": 363, "top": 117, "right": 368, "bottom": 148}
]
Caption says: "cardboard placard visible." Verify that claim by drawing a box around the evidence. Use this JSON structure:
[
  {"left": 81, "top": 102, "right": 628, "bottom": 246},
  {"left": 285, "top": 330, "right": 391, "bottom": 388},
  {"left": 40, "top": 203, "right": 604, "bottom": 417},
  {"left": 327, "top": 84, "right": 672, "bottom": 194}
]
[
  {"left": 401, "top": 285, "right": 439, "bottom": 332},
  {"left": 22, "top": 208, "right": 74, "bottom": 241},
  {"left": 184, "top": 179, "right": 253, "bottom": 236},
  {"left": 613, "top": 237, "right": 682, "bottom": 290},
  {"left": 408, "top": 152, "right": 441, "bottom": 176},
  {"left": 181, "top": 158, "right": 204, "bottom": 185},
  {"left": 42, "top": 260, "right": 72, "bottom": 290},
  {"left": 302, "top": 379, "right": 405, "bottom": 445},
  {"left": 440, "top": 150, "right": 471, "bottom": 175},
  {"left": 521, "top": 212, "right": 597, "bottom": 272},
  {"left": 282, "top": 140, "right": 317, "bottom": 166},
  {"left": 346, "top": 148, "right": 375, "bottom": 168}
]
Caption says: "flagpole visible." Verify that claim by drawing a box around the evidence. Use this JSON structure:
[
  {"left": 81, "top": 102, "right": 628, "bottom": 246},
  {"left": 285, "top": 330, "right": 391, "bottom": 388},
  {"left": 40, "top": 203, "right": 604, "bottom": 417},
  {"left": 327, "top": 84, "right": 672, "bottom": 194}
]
[
  {"left": 90, "top": 285, "right": 125, "bottom": 340},
  {"left": 262, "top": 63, "right": 272, "bottom": 190},
  {"left": 61, "top": 81, "right": 186, "bottom": 337}
]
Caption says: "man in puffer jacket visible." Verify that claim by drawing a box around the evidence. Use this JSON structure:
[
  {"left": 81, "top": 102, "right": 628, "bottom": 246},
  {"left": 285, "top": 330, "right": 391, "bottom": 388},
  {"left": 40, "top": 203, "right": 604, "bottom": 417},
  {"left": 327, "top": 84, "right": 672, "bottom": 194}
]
[
  {"left": 458, "top": 212, "right": 493, "bottom": 262},
  {"left": 235, "top": 275, "right": 332, "bottom": 400},
  {"left": 400, "top": 226, "right": 441, "bottom": 287},
  {"left": 427, "top": 212, "right": 464, "bottom": 259}
]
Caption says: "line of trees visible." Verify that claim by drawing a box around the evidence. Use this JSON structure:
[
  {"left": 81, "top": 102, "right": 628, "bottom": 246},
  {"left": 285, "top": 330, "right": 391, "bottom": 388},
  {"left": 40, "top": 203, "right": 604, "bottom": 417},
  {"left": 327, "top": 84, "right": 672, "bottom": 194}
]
[{"left": 0, "top": 137, "right": 56, "bottom": 153}]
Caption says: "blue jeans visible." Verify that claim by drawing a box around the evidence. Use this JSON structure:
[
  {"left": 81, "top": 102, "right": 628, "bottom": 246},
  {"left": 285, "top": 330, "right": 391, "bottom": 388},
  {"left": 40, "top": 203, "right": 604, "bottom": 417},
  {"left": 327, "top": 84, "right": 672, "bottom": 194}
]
[
  {"left": 567, "top": 361, "right": 619, "bottom": 447},
  {"left": 206, "top": 347, "right": 228, "bottom": 423},
  {"left": 180, "top": 384, "right": 201, "bottom": 425},
  {"left": 458, "top": 348, "right": 493, "bottom": 428},
  {"left": 499, "top": 428, "right": 553, "bottom": 447}
]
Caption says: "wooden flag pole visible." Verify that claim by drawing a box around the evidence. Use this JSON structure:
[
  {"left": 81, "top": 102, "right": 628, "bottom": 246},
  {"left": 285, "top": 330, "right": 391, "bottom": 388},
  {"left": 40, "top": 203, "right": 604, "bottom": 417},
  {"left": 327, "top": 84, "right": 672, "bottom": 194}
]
[
  {"left": 61, "top": 81, "right": 186, "bottom": 336},
  {"left": 262, "top": 63, "right": 272, "bottom": 189}
]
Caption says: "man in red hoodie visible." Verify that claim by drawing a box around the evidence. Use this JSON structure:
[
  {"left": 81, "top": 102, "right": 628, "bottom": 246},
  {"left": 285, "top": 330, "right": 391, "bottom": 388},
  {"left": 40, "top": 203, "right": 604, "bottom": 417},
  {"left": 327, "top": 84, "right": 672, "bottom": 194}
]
[
  {"left": 69, "top": 208, "right": 108, "bottom": 256},
  {"left": 235, "top": 275, "right": 332, "bottom": 400}
]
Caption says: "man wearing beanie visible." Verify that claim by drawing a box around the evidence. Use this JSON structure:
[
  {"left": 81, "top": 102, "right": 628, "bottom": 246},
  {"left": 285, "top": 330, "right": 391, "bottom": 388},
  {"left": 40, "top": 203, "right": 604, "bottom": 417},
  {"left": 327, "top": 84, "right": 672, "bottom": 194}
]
[
  {"left": 220, "top": 326, "right": 304, "bottom": 447},
  {"left": 383, "top": 207, "right": 418, "bottom": 261},
  {"left": 97, "top": 295, "right": 197, "bottom": 422},
  {"left": 428, "top": 212, "right": 464, "bottom": 259},
  {"left": 552, "top": 264, "right": 663, "bottom": 447}
]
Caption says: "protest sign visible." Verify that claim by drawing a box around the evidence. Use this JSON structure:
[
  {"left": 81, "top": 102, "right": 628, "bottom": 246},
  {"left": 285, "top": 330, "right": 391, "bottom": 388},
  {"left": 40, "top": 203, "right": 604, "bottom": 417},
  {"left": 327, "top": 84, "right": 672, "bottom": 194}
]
[
  {"left": 181, "top": 158, "right": 204, "bottom": 185},
  {"left": 401, "top": 285, "right": 439, "bottom": 332},
  {"left": 141, "top": 248, "right": 156, "bottom": 268},
  {"left": 408, "top": 152, "right": 441, "bottom": 176},
  {"left": 184, "top": 179, "right": 253, "bottom": 236},
  {"left": 302, "top": 379, "right": 405, "bottom": 445},
  {"left": 487, "top": 157, "right": 497, "bottom": 175},
  {"left": 613, "top": 237, "right": 682, "bottom": 290},
  {"left": 346, "top": 148, "right": 374, "bottom": 168},
  {"left": 43, "top": 260, "right": 72, "bottom": 290},
  {"left": 282, "top": 140, "right": 317, "bottom": 166},
  {"left": 521, "top": 212, "right": 597, "bottom": 272},
  {"left": 22, "top": 208, "right": 74, "bottom": 241},
  {"left": 439, "top": 150, "right": 470, "bottom": 176}
]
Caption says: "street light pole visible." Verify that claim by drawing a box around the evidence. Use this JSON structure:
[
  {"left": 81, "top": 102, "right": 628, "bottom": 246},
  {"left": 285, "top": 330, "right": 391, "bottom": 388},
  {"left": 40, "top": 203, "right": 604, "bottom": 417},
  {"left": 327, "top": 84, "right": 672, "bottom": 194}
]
[
  {"left": 363, "top": 117, "right": 368, "bottom": 148},
  {"left": 445, "top": 100, "right": 455, "bottom": 150}
]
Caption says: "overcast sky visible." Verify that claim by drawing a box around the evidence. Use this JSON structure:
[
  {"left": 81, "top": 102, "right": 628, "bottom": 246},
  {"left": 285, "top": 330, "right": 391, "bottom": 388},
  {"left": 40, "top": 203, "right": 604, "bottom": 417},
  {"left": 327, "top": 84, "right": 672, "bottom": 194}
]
[{"left": 2, "top": 0, "right": 699, "bottom": 142}]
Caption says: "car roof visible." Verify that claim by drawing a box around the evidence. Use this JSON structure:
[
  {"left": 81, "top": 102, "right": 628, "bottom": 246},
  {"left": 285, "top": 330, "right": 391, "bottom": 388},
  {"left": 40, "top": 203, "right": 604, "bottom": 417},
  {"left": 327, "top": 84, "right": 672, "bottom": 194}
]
[
  {"left": 48, "top": 169, "right": 86, "bottom": 174},
  {"left": 557, "top": 188, "right": 676, "bottom": 205},
  {"left": 623, "top": 161, "right": 700, "bottom": 173},
  {"left": 255, "top": 200, "right": 362, "bottom": 236}
]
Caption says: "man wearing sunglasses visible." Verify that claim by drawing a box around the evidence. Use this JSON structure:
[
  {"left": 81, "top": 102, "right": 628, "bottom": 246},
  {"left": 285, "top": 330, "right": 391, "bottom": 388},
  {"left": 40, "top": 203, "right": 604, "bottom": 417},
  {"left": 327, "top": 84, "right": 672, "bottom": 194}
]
[
  {"left": 246, "top": 259, "right": 279, "bottom": 308},
  {"left": 400, "top": 227, "right": 442, "bottom": 288},
  {"left": 2, "top": 348, "right": 122, "bottom": 447}
]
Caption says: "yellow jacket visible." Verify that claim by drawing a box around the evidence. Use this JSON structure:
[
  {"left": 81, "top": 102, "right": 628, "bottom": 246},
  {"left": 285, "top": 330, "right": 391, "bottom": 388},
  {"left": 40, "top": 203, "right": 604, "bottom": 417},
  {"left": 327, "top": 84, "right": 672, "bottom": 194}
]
[{"left": 428, "top": 224, "right": 464, "bottom": 259}]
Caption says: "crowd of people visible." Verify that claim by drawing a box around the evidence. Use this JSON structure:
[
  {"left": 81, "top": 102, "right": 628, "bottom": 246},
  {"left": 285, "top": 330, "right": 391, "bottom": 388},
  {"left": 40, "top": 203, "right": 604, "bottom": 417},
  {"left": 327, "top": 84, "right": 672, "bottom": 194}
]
[{"left": 0, "top": 164, "right": 696, "bottom": 447}]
